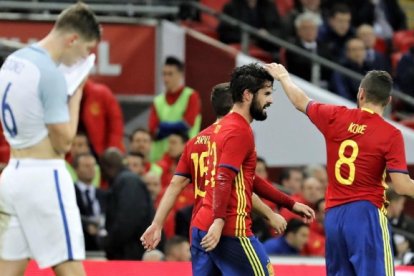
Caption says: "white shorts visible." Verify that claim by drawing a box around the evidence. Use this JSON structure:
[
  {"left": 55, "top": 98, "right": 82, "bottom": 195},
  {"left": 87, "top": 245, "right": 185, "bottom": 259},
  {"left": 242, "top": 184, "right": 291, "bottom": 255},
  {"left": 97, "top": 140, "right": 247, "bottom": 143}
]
[{"left": 0, "top": 159, "right": 85, "bottom": 268}]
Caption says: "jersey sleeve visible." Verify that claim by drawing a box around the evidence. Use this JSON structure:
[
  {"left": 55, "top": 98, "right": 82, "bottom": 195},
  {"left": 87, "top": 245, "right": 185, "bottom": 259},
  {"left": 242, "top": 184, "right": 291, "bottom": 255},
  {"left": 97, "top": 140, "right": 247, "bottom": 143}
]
[
  {"left": 218, "top": 128, "right": 253, "bottom": 172},
  {"left": 386, "top": 129, "right": 408, "bottom": 174},
  {"left": 39, "top": 67, "right": 69, "bottom": 124},
  {"left": 175, "top": 143, "right": 192, "bottom": 180},
  {"left": 306, "top": 101, "right": 339, "bottom": 135}
]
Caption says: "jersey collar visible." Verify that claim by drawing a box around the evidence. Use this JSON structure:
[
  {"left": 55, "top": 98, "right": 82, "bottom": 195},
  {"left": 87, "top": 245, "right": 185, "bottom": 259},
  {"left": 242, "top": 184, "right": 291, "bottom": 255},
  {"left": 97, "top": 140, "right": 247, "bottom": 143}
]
[{"left": 361, "top": 107, "right": 375, "bottom": 114}]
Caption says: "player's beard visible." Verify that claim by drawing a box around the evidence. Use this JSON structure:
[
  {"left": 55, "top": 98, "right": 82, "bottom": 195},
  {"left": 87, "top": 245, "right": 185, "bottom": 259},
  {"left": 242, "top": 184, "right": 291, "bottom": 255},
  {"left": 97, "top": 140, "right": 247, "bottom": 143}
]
[{"left": 250, "top": 94, "right": 268, "bottom": 121}]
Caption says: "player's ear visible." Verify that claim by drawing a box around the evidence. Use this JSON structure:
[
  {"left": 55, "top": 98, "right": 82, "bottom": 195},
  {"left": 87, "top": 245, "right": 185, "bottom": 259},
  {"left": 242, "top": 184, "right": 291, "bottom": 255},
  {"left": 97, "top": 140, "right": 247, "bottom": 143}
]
[
  {"left": 357, "top": 87, "right": 365, "bottom": 101},
  {"left": 66, "top": 33, "right": 79, "bottom": 47},
  {"left": 242, "top": 89, "right": 252, "bottom": 103},
  {"left": 386, "top": 96, "right": 392, "bottom": 106}
]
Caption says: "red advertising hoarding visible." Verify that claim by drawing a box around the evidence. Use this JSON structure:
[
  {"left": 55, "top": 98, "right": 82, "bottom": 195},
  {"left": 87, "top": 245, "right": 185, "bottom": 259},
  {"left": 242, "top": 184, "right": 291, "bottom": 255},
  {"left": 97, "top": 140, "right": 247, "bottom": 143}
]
[{"left": 0, "top": 20, "right": 156, "bottom": 95}]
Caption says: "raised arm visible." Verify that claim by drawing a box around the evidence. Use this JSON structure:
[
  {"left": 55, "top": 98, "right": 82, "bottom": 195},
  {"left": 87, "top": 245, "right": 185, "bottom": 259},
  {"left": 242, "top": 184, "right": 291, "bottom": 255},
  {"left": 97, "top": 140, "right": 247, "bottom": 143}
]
[{"left": 264, "top": 63, "right": 311, "bottom": 113}]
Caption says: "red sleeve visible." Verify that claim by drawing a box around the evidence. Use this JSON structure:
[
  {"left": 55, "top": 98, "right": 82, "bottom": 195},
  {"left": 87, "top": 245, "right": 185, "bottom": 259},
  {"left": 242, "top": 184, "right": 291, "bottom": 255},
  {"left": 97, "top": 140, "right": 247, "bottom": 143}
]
[
  {"left": 214, "top": 166, "right": 237, "bottom": 219},
  {"left": 148, "top": 105, "right": 159, "bottom": 136},
  {"left": 183, "top": 91, "right": 201, "bottom": 126},
  {"left": 306, "top": 101, "right": 340, "bottom": 135},
  {"left": 175, "top": 143, "right": 192, "bottom": 179},
  {"left": 103, "top": 85, "right": 125, "bottom": 152},
  {"left": 253, "top": 175, "right": 295, "bottom": 210},
  {"left": 386, "top": 129, "right": 408, "bottom": 173}
]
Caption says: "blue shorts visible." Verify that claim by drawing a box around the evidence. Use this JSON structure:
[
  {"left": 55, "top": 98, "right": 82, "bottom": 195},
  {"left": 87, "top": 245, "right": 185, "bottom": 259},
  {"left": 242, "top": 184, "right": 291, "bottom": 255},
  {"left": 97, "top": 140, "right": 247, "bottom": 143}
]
[
  {"left": 325, "top": 200, "right": 394, "bottom": 276},
  {"left": 191, "top": 227, "right": 274, "bottom": 276}
]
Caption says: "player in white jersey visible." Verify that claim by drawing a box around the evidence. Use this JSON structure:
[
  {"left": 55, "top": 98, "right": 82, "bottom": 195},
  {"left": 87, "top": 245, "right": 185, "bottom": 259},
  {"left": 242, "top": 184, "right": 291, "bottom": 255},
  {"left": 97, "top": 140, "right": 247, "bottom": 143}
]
[{"left": 0, "top": 3, "right": 100, "bottom": 276}]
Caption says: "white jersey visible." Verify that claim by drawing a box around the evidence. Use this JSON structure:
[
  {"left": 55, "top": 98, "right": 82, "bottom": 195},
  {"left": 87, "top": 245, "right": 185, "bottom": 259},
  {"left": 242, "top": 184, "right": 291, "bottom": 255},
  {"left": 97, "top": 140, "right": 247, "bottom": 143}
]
[{"left": 0, "top": 44, "right": 69, "bottom": 149}]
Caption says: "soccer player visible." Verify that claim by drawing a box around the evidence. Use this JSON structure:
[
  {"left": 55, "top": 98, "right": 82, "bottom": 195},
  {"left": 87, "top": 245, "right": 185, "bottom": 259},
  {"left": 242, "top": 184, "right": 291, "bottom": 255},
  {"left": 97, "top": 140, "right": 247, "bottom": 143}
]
[
  {"left": 190, "top": 64, "right": 314, "bottom": 276},
  {"left": 264, "top": 63, "right": 414, "bottom": 276},
  {"left": 140, "top": 82, "right": 314, "bottom": 253},
  {"left": 0, "top": 3, "right": 100, "bottom": 276}
]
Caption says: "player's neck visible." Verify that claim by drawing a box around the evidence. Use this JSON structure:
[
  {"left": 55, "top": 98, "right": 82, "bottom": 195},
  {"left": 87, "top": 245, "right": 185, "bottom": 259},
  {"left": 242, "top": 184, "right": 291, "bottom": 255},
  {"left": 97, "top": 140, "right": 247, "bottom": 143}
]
[
  {"left": 359, "top": 103, "right": 384, "bottom": 117},
  {"left": 232, "top": 104, "right": 253, "bottom": 123},
  {"left": 38, "top": 33, "right": 64, "bottom": 64}
]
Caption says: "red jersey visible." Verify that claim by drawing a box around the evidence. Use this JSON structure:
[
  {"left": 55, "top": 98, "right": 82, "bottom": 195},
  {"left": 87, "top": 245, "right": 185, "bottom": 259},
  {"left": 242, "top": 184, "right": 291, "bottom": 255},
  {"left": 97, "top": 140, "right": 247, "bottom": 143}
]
[
  {"left": 307, "top": 102, "right": 408, "bottom": 210},
  {"left": 192, "top": 112, "right": 256, "bottom": 237},
  {"left": 175, "top": 124, "right": 216, "bottom": 224}
]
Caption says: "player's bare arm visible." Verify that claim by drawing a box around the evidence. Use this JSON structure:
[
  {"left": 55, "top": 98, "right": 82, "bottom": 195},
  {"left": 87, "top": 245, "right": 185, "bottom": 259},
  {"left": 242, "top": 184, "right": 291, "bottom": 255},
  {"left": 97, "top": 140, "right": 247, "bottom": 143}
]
[
  {"left": 264, "top": 63, "right": 311, "bottom": 113},
  {"left": 140, "top": 175, "right": 190, "bottom": 251},
  {"left": 252, "top": 193, "right": 287, "bottom": 234},
  {"left": 389, "top": 172, "right": 414, "bottom": 197}
]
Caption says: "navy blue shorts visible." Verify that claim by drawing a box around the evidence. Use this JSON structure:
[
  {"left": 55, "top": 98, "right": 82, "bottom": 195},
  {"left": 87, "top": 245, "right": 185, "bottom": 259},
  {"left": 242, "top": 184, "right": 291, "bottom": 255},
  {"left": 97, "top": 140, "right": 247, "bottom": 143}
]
[
  {"left": 325, "top": 200, "right": 394, "bottom": 276},
  {"left": 191, "top": 227, "right": 274, "bottom": 276}
]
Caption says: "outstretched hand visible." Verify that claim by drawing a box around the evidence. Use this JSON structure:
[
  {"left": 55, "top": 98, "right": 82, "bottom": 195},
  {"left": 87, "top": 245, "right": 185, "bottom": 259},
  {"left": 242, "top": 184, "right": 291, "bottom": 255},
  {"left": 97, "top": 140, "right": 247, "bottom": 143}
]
[
  {"left": 263, "top": 63, "right": 289, "bottom": 81},
  {"left": 292, "top": 202, "right": 315, "bottom": 223},
  {"left": 140, "top": 223, "right": 162, "bottom": 251}
]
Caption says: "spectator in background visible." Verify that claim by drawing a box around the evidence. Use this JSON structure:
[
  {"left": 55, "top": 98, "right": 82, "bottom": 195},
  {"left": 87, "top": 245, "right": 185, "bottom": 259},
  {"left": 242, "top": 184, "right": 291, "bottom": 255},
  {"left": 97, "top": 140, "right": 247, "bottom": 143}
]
[
  {"left": 148, "top": 56, "right": 201, "bottom": 162},
  {"left": 279, "top": 167, "right": 304, "bottom": 195},
  {"left": 285, "top": 12, "right": 331, "bottom": 88},
  {"left": 395, "top": 47, "right": 414, "bottom": 114},
  {"left": 282, "top": 0, "right": 323, "bottom": 40},
  {"left": 126, "top": 152, "right": 146, "bottom": 177},
  {"left": 67, "top": 133, "right": 101, "bottom": 187},
  {"left": 304, "top": 164, "right": 328, "bottom": 190},
  {"left": 74, "top": 153, "right": 106, "bottom": 251},
  {"left": 157, "top": 132, "right": 193, "bottom": 239},
  {"left": 280, "top": 176, "right": 324, "bottom": 221},
  {"left": 387, "top": 188, "right": 414, "bottom": 251},
  {"left": 143, "top": 171, "right": 162, "bottom": 205},
  {"left": 321, "top": 0, "right": 406, "bottom": 35},
  {"left": 158, "top": 131, "right": 189, "bottom": 189},
  {"left": 263, "top": 219, "right": 310, "bottom": 255},
  {"left": 318, "top": 4, "right": 354, "bottom": 60},
  {"left": 101, "top": 148, "right": 154, "bottom": 260},
  {"left": 303, "top": 198, "right": 325, "bottom": 256},
  {"left": 129, "top": 128, "right": 163, "bottom": 176},
  {"left": 330, "top": 38, "right": 372, "bottom": 101},
  {"left": 217, "top": 0, "right": 283, "bottom": 53},
  {"left": 356, "top": 24, "right": 390, "bottom": 73},
  {"left": 164, "top": 236, "right": 191, "bottom": 261},
  {"left": 142, "top": 250, "right": 165, "bottom": 262},
  {"left": 80, "top": 79, "right": 125, "bottom": 155}
]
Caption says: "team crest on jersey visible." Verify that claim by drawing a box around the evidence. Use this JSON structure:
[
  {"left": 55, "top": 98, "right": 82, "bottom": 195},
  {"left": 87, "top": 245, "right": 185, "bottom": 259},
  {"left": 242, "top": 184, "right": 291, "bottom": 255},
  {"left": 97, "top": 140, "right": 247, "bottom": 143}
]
[{"left": 90, "top": 102, "right": 100, "bottom": 116}]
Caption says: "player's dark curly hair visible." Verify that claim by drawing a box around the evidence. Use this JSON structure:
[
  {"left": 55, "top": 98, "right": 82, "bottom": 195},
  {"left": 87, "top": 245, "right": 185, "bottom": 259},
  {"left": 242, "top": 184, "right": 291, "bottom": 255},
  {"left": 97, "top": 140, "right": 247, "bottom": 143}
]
[
  {"left": 360, "top": 70, "right": 393, "bottom": 107},
  {"left": 230, "top": 63, "right": 274, "bottom": 103}
]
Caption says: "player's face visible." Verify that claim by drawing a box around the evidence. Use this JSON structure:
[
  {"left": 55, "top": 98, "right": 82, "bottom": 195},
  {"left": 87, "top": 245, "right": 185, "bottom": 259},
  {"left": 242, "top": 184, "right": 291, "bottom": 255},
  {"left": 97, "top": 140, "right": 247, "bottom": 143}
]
[
  {"left": 250, "top": 82, "right": 273, "bottom": 121},
  {"left": 62, "top": 36, "right": 97, "bottom": 66}
]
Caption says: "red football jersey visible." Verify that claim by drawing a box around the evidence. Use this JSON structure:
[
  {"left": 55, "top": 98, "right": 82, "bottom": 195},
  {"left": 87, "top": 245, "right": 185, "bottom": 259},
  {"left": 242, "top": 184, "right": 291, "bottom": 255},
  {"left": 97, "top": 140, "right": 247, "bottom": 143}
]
[
  {"left": 175, "top": 124, "right": 216, "bottom": 224},
  {"left": 192, "top": 112, "right": 256, "bottom": 237},
  {"left": 307, "top": 102, "right": 408, "bottom": 210}
]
